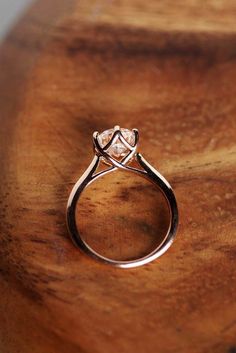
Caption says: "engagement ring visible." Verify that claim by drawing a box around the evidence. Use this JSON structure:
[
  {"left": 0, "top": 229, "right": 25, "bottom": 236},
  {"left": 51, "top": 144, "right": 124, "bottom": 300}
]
[{"left": 67, "top": 126, "right": 178, "bottom": 268}]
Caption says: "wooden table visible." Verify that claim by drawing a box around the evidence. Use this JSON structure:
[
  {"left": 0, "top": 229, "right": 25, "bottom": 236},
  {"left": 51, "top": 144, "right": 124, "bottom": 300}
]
[{"left": 0, "top": 1, "right": 236, "bottom": 352}]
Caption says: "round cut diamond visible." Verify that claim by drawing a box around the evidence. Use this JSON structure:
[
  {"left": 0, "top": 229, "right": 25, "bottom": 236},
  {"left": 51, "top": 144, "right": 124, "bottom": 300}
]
[{"left": 98, "top": 128, "right": 135, "bottom": 158}]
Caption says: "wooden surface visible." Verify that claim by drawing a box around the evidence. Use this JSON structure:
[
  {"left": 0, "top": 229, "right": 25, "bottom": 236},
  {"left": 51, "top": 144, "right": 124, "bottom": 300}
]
[{"left": 0, "top": 0, "right": 236, "bottom": 352}]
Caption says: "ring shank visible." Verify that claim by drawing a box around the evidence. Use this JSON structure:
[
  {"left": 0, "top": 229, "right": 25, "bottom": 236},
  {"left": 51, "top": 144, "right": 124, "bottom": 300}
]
[{"left": 67, "top": 153, "right": 178, "bottom": 268}]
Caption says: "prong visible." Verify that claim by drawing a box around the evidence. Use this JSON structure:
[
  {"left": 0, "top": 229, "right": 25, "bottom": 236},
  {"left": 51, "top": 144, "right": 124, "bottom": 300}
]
[
  {"left": 93, "top": 131, "right": 100, "bottom": 151},
  {"left": 132, "top": 128, "right": 139, "bottom": 146},
  {"left": 93, "top": 131, "right": 99, "bottom": 139},
  {"left": 93, "top": 131, "right": 100, "bottom": 152},
  {"left": 93, "top": 131, "right": 105, "bottom": 155},
  {"left": 114, "top": 125, "right": 120, "bottom": 131}
]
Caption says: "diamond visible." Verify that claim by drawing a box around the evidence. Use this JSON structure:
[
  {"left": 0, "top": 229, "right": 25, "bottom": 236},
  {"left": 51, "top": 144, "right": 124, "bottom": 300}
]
[{"left": 98, "top": 128, "right": 135, "bottom": 158}]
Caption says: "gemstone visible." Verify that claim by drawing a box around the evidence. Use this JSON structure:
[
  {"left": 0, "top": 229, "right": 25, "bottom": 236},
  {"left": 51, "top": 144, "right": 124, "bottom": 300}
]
[{"left": 98, "top": 128, "right": 135, "bottom": 157}]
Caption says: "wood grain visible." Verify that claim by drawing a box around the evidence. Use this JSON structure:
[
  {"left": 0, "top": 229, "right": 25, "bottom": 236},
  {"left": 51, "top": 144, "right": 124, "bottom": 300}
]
[{"left": 0, "top": 0, "right": 236, "bottom": 352}]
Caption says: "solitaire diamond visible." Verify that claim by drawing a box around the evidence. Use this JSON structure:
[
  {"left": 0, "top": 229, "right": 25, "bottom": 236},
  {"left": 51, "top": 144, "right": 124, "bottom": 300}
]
[{"left": 98, "top": 128, "right": 135, "bottom": 158}]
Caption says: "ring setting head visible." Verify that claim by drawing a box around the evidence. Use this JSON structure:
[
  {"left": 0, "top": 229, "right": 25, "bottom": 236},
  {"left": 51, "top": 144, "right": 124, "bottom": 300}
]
[{"left": 94, "top": 126, "right": 139, "bottom": 164}]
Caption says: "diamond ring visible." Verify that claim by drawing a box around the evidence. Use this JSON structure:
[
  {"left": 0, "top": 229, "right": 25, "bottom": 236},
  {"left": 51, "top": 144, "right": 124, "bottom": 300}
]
[{"left": 67, "top": 126, "right": 179, "bottom": 268}]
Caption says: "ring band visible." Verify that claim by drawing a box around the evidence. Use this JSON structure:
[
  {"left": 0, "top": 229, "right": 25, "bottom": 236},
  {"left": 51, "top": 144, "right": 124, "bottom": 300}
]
[{"left": 67, "top": 126, "right": 179, "bottom": 268}]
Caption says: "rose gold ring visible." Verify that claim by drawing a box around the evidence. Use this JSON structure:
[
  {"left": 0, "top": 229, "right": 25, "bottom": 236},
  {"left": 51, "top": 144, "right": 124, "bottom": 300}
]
[{"left": 67, "top": 126, "right": 179, "bottom": 268}]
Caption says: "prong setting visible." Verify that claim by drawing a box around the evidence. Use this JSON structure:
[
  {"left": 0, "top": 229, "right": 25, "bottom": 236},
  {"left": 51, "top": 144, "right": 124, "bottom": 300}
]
[{"left": 94, "top": 126, "right": 139, "bottom": 166}]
